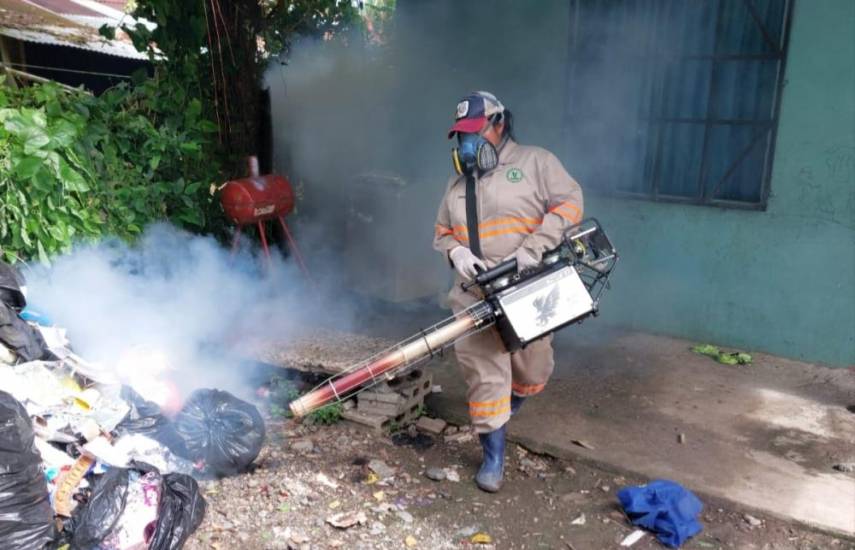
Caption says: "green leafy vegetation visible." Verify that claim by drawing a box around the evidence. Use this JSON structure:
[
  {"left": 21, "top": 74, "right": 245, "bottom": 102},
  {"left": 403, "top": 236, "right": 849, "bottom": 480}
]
[
  {"left": 268, "top": 375, "right": 301, "bottom": 418},
  {"left": 267, "top": 375, "right": 343, "bottom": 425},
  {"left": 306, "top": 402, "right": 344, "bottom": 425},
  {"left": 119, "top": 0, "right": 361, "bottom": 166},
  {"left": 691, "top": 344, "right": 753, "bottom": 365},
  {"left": 1, "top": 1, "right": 369, "bottom": 265},
  {"left": 0, "top": 77, "right": 222, "bottom": 263}
]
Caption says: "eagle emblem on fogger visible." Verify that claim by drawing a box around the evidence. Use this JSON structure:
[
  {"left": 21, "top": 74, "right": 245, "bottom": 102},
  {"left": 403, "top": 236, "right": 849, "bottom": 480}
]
[{"left": 533, "top": 286, "right": 561, "bottom": 327}]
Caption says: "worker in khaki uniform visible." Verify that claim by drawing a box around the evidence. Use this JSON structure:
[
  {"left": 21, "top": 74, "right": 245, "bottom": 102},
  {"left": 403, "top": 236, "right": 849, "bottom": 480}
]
[{"left": 433, "top": 91, "right": 583, "bottom": 492}]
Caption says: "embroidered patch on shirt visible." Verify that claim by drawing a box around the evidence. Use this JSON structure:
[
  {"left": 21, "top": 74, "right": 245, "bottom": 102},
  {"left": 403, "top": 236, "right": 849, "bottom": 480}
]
[{"left": 506, "top": 167, "right": 524, "bottom": 183}]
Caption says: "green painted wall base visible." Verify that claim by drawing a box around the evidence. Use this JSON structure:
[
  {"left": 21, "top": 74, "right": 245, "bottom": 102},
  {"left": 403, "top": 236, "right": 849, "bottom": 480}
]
[{"left": 590, "top": 1, "right": 855, "bottom": 365}]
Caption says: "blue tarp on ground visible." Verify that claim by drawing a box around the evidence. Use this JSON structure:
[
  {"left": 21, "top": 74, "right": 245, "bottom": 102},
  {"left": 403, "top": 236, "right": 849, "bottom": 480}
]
[{"left": 617, "top": 479, "right": 703, "bottom": 548}]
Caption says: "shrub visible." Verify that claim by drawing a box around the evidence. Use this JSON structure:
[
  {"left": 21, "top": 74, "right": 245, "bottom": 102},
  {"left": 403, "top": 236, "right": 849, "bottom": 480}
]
[{"left": 0, "top": 76, "right": 223, "bottom": 263}]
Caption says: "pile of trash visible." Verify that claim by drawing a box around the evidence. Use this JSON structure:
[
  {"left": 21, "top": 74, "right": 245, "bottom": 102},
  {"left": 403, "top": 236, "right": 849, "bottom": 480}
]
[{"left": 0, "top": 262, "right": 266, "bottom": 550}]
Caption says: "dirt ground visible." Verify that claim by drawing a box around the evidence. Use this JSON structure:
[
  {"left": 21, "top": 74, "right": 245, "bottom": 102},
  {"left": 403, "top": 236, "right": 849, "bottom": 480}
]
[{"left": 185, "top": 410, "right": 854, "bottom": 550}]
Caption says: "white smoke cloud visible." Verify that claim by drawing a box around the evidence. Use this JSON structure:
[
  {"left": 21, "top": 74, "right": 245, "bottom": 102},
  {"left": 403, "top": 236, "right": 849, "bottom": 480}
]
[
  {"left": 265, "top": 1, "right": 578, "bottom": 303},
  {"left": 25, "top": 223, "right": 349, "bottom": 403}
]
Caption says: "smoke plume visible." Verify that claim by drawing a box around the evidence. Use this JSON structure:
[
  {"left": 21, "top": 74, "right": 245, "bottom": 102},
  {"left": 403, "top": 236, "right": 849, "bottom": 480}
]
[{"left": 25, "top": 224, "right": 349, "bottom": 402}]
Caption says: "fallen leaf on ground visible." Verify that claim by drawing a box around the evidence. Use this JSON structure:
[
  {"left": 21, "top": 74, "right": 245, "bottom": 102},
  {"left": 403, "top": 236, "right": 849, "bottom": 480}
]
[
  {"left": 471, "top": 532, "right": 493, "bottom": 544},
  {"left": 691, "top": 344, "right": 720, "bottom": 357},
  {"left": 363, "top": 472, "right": 379, "bottom": 485},
  {"left": 290, "top": 532, "right": 309, "bottom": 544},
  {"left": 405, "top": 535, "right": 418, "bottom": 547},
  {"left": 692, "top": 344, "right": 752, "bottom": 366},
  {"left": 718, "top": 353, "right": 739, "bottom": 365},
  {"left": 326, "top": 511, "right": 367, "bottom": 529},
  {"left": 735, "top": 352, "right": 752, "bottom": 364}
]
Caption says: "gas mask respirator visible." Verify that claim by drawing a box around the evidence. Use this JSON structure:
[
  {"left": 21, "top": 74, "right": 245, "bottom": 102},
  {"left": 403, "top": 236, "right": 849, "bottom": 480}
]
[{"left": 452, "top": 128, "right": 499, "bottom": 176}]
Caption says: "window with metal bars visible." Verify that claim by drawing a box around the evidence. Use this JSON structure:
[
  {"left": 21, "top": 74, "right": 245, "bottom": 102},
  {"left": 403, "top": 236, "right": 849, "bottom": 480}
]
[{"left": 563, "top": 0, "right": 793, "bottom": 209}]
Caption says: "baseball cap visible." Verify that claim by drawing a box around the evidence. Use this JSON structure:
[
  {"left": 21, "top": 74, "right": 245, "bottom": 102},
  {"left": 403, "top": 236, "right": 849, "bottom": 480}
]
[{"left": 448, "top": 91, "right": 505, "bottom": 138}]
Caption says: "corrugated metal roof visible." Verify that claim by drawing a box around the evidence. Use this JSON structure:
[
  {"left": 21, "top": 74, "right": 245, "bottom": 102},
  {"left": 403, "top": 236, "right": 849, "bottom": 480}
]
[
  {"left": 27, "top": 0, "right": 101, "bottom": 17},
  {"left": 1, "top": 26, "right": 147, "bottom": 59},
  {"left": 0, "top": 0, "right": 147, "bottom": 60}
]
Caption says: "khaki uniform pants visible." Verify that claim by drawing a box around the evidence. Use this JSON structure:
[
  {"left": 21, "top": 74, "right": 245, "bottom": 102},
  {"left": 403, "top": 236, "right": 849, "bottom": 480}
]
[
  {"left": 434, "top": 139, "right": 581, "bottom": 434},
  {"left": 454, "top": 325, "right": 554, "bottom": 433}
]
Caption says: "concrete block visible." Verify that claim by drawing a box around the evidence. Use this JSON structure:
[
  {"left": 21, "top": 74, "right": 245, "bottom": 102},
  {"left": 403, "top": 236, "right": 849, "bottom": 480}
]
[
  {"left": 359, "top": 390, "right": 405, "bottom": 405},
  {"left": 357, "top": 369, "right": 433, "bottom": 416},
  {"left": 347, "top": 368, "right": 436, "bottom": 432},
  {"left": 416, "top": 416, "right": 447, "bottom": 435},
  {"left": 342, "top": 409, "right": 389, "bottom": 431},
  {"left": 357, "top": 399, "right": 401, "bottom": 417},
  {"left": 388, "top": 368, "right": 433, "bottom": 400},
  {"left": 390, "top": 401, "right": 424, "bottom": 429}
]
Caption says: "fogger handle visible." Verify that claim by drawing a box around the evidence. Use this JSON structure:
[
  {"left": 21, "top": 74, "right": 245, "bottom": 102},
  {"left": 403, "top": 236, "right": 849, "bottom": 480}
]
[
  {"left": 460, "top": 220, "right": 601, "bottom": 293},
  {"left": 461, "top": 258, "right": 517, "bottom": 292}
]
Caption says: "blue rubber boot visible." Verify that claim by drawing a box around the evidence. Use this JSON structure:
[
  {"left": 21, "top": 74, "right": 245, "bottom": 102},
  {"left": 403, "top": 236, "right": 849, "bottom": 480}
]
[
  {"left": 510, "top": 394, "right": 526, "bottom": 416},
  {"left": 475, "top": 424, "right": 506, "bottom": 492}
]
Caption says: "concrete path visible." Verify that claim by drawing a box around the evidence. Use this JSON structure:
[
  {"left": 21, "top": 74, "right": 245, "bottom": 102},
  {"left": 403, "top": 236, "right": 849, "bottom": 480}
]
[{"left": 426, "top": 329, "right": 855, "bottom": 536}]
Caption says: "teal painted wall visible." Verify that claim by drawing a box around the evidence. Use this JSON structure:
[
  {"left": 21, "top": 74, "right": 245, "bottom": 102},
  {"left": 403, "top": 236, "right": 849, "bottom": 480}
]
[
  {"left": 429, "top": 0, "right": 855, "bottom": 366},
  {"left": 589, "top": 1, "right": 855, "bottom": 366},
  {"left": 274, "top": 0, "right": 854, "bottom": 365}
]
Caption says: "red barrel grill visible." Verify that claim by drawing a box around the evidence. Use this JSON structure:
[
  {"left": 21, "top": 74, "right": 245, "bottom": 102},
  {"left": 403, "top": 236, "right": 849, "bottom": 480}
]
[
  {"left": 220, "top": 157, "right": 311, "bottom": 279},
  {"left": 221, "top": 175, "right": 295, "bottom": 225}
]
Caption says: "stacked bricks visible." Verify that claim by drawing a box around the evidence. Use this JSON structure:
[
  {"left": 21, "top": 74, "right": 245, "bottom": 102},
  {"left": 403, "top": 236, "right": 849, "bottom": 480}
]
[{"left": 342, "top": 368, "right": 433, "bottom": 432}]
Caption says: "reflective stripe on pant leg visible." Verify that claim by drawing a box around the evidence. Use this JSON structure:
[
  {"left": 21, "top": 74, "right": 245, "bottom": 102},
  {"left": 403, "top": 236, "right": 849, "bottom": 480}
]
[
  {"left": 453, "top": 326, "right": 511, "bottom": 433},
  {"left": 510, "top": 334, "right": 554, "bottom": 397}
]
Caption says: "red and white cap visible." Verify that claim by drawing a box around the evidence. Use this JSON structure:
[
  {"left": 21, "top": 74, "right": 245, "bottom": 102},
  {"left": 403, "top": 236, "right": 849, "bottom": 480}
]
[{"left": 448, "top": 91, "right": 505, "bottom": 138}]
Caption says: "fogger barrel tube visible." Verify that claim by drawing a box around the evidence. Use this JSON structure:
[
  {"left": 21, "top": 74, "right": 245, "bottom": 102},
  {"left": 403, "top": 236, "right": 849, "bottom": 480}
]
[
  {"left": 289, "top": 304, "right": 493, "bottom": 417},
  {"left": 290, "top": 218, "right": 618, "bottom": 418}
]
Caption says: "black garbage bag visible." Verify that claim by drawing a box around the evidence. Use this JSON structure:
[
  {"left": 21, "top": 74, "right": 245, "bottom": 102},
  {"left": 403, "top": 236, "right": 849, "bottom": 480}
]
[
  {"left": 0, "top": 261, "right": 26, "bottom": 312},
  {"left": 68, "top": 466, "right": 132, "bottom": 549},
  {"left": 69, "top": 462, "right": 205, "bottom": 550},
  {"left": 115, "top": 386, "right": 188, "bottom": 458},
  {"left": 0, "top": 302, "right": 53, "bottom": 363},
  {"left": 0, "top": 391, "right": 55, "bottom": 550},
  {"left": 173, "top": 389, "right": 265, "bottom": 477},
  {"left": 149, "top": 474, "right": 206, "bottom": 550}
]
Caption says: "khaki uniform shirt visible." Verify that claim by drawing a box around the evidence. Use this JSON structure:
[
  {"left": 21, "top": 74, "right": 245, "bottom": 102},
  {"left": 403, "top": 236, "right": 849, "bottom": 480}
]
[{"left": 433, "top": 139, "right": 583, "bottom": 309}]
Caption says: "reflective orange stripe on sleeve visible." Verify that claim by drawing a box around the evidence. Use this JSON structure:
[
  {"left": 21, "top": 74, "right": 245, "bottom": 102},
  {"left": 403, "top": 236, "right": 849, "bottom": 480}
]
[
  {"left": 435, "top": 224, "right": 454, "bottom": 237},
  {"left": 450, "top": 216, "right": 542, "bottom": 236},
  {"left": 477, "top": 216, "right": 543, "bottom": 229},
  {"left": 452, "top": 216, "right": 542, "bottom": 241},
  {"left": 469, "top": 396, "right": 511, "bottom": 408},
  {"left": 469, "top": 405, "right": 511, "bottom": 417},
  {"left": 469, "top": 396, "right": 511, "bottom": 417},
  {"left": 549, "top": 201, "right": 582, "bottom": 223},
  {"left": 479, "top": 226, "right": 537, "bottom": 239},
  {"left": 511, "top": 382, "right": 546, "bottom": 396},
  {"left": 455, "top": 226, "right": 536, "bottom": 242}
]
